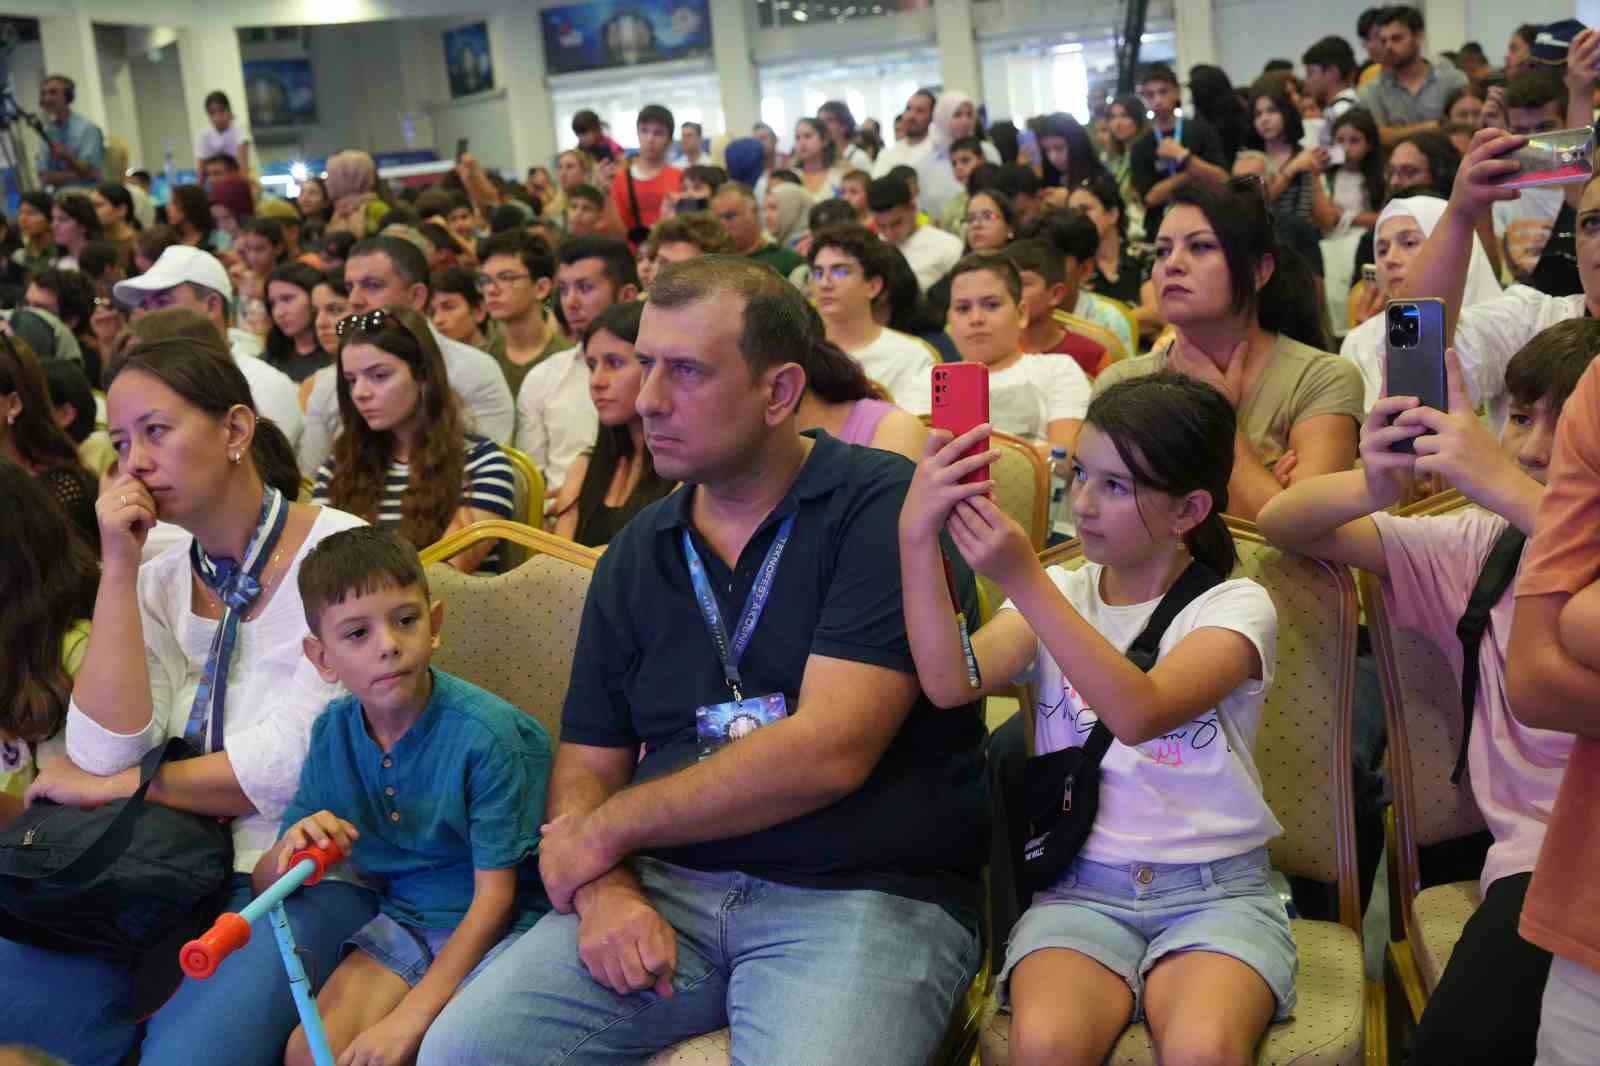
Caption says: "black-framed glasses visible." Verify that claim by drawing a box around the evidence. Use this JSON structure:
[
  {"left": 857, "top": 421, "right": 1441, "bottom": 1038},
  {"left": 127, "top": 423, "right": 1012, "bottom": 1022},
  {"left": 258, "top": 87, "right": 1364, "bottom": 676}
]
[
  {"left": 335, "top": 309, "right": 388, "bottom": 338},
  {"left": 475, "top": 270, "right": 531, "bottom": 292}
]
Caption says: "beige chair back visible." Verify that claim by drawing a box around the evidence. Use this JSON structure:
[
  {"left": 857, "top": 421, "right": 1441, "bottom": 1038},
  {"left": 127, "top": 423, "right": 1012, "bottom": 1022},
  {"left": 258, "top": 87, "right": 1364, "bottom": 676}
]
[
  {"left": 420, "top": 521, "right": 598, "bottom": 740},
  {"left": 1035, "top": 519, "right": 1362, "bottom": 927}
]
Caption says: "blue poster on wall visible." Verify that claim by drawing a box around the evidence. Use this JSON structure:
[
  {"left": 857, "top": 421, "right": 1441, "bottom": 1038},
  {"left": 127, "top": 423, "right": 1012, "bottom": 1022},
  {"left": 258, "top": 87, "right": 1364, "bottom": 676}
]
[
  {"left": 242, "top": 58, "right": 318, "bottom": 128},
  {"left": 444, "top": 22, "right": 495, "bottom": 97},
  {"left": 540, "top": 0, "right": 713, "bottom": 75}
]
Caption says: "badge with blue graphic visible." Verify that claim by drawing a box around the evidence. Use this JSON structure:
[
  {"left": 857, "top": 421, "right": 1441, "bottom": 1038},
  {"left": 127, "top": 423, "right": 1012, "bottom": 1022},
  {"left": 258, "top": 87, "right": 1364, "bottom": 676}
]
[{"left": 696, "top": 693, "right": 789, "bottom": 759}]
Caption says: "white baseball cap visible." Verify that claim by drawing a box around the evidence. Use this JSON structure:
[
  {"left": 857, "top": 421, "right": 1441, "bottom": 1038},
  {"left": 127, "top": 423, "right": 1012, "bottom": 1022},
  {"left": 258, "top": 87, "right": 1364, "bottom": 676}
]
[{"left": 114, "top": 245, "right": 233, "bottom": 307}]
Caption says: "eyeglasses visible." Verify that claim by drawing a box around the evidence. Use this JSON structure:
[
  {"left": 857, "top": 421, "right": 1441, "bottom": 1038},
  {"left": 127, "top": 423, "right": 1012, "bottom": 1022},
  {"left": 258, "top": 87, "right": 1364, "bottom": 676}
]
[
  {"left": 335, "top": 309, "right": 389, "bottom": 338},
  {"left": 810, "top": 263, "right": 858, "bottom": 282},
  {"left": 474, "top": 270, "right": 532, "bottom": 293},
  {"left": 965, "top": 209, "right": 1002, "bottom": 224},
  {"left": 1388, "top": 163, "right": 1428, "bottom": 184}
]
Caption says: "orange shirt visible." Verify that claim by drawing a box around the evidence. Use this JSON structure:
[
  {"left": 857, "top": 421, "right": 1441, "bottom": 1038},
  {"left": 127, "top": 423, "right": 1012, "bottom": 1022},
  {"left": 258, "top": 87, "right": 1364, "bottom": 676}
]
[{"left": 1516, "top": 360, "right": 1600, "bottom": 970}]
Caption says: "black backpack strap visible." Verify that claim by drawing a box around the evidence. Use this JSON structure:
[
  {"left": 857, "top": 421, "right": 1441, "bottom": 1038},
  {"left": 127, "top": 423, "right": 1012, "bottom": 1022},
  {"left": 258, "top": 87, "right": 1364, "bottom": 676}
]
[
  {"left": 1126, "top": 561, "right": 1227, "bottom": 672},
  {"left": 1450, "top": 525, "right": 1527, "bottom": 784}
]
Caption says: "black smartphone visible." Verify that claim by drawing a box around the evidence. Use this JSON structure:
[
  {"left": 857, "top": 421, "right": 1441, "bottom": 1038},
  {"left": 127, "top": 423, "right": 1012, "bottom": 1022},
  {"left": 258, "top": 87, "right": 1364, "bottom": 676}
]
[
  {"left": 676, "top": 196, "right": 708, "bottom": 212},
  {"left": 1384, "top": 298, "right": 1447, "bottom": 454},
  {"left": 455, "top": 137, "right": 469, "bottom": 162}
]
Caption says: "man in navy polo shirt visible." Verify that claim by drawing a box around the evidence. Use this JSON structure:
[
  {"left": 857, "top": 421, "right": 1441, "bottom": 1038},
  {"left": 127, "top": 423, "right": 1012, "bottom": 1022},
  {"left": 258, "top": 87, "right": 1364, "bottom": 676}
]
[{"left": 419, "top": 256, "right": 988, "bottom": 1065}]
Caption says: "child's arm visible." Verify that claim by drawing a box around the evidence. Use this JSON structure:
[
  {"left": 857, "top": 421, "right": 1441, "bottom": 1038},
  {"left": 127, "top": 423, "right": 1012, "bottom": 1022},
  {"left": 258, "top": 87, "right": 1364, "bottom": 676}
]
[
  {"left": 340, "top": 868, "right": 517, "bottom": 1065},
  {"left": 250, "top": 810, "right": 358, "bottom": 896},
  {"left": 949, "top": 496, "right": 1262, "bottom": 747},
  {"left": 900, "top": 426, "right": 1039, "bottom": 707},
  {"left": 1559, "top": 580, "right": 1600, "bottom": 672}
]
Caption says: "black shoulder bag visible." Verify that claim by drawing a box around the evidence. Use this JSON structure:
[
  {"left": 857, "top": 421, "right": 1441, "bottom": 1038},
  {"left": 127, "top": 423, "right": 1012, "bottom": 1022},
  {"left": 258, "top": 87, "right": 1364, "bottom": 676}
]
[
  {"left": 0, "top": 736, "right": 233, "bottom": 959},
  {"left": 1019, "top": 561, "right": 1225, "bottom": 896},
  {"left": 1449, "top": 525, "right": 1526, "bottom": 784},
  {"left": 624, "top": 168, "right": 650, "bottom": 245}
]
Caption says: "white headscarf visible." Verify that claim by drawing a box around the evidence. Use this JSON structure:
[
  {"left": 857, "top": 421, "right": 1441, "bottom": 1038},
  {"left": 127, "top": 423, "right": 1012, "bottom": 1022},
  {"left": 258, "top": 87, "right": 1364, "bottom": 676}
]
[
  {"left": 929, "top": 90, "right": 976, "bottom": 155},
  {"left": 1339, "top": 194, "right": 1504, "bottom": 410}
]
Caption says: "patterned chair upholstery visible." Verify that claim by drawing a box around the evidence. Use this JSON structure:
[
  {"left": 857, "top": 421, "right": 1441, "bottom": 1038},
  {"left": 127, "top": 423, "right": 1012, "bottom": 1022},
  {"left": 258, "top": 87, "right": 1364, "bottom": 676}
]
[
  {"left": 979, "top": 521, "right": 1369, "bottom": 1065},
  {"left": 420, "top": 521, "right": 598, "bottom": 740},
  {"left": 1360, "top": 492, "right": 1488, "bottom": 1037}
]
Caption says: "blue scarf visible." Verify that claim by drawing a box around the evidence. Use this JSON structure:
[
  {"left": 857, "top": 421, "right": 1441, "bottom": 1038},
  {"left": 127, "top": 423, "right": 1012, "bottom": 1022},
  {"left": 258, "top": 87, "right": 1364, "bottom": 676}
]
[{"left": 183, "top": 487, "right": 289, "bottom": 753}]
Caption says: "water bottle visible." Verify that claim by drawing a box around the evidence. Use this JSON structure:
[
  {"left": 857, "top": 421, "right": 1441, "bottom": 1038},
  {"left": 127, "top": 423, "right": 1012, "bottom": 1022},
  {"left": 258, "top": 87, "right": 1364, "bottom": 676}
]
[{"left": 1048, "top": 446, "right": 1070, "bottom": 535}]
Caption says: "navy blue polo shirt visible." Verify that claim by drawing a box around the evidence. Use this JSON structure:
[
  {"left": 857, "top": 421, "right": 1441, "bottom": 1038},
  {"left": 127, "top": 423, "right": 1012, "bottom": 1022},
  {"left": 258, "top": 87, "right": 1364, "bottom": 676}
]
[{"left": 561, "top": 430, "right": 989, "bottom": 922}]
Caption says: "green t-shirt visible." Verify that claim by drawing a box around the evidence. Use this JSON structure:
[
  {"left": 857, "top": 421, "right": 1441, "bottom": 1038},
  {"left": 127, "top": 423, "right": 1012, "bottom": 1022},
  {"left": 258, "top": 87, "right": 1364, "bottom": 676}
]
[
  {"left": 749, "top": 240, "right": 806, "bottom": 279},
  {"left": 1093, "top": 333, "right": 1364, "bottom": 467},
  {"left": 494, "top": 331, "right": 573, "bottom": 401}
]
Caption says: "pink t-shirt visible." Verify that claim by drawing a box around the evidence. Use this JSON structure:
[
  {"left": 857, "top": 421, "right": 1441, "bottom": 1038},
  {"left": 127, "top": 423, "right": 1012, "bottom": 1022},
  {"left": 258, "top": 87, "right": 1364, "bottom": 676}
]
[
  {"left": 1373, "top": 506, "right": 1574, "bottom": 894},
  {"left": 837, "top": 398, "right": 895, "bottom": 447}
]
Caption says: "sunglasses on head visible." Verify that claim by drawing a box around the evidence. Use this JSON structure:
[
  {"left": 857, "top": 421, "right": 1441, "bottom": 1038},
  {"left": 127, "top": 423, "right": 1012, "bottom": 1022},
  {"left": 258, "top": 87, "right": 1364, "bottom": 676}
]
[{"left": 335, "top": 309, "right": 388, "bottom": 338}]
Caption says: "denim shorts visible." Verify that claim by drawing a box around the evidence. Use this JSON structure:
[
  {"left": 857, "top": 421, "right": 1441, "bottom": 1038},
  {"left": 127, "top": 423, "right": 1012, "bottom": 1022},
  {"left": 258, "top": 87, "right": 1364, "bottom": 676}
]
[
  {"left": 345, "top": 912, "right": 521, "bottom": 990},
  {"left": 998, "top": 847, "right": 1297, "bottom": 1021}
]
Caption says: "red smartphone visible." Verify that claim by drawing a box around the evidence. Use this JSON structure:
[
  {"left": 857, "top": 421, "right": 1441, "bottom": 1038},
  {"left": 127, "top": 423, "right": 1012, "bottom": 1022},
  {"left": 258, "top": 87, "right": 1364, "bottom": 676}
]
[{"left": 931, "top": 363, "right": 990, "bottom": 484}]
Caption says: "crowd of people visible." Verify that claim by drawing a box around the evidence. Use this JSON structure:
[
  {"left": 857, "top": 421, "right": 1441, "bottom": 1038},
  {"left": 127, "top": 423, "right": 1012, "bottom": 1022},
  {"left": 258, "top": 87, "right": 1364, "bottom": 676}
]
[{"left": 4, "top": 6, "right": 1600, "bottom": 1065}]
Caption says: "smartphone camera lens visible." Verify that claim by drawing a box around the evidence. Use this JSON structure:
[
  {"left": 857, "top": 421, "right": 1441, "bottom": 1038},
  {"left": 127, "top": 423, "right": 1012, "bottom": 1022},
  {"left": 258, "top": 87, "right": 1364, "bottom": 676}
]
[{"left": 1387, "top": 303, "right": 1420, "bottom": 349}]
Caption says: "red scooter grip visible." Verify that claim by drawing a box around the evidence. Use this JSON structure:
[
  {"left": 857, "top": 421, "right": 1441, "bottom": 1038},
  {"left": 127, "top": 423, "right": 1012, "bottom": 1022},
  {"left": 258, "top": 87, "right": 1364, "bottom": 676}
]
[
  {"left": 179, "top": 912, "right": 251, "bottom": 980},
  {"left": 287, "top": 838, "right": 345, "bottom": 887}
]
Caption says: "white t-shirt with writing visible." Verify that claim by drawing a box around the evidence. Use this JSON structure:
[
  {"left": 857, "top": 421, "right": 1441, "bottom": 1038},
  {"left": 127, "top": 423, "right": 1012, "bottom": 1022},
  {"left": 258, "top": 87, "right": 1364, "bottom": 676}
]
[
  {"left": 987, "top": 354, "right": 1092, "bottom": 443},
  {"left": 847, "top": 328, "right": 935, "bottom": 415},
  {"left": 1004, "top": 562, "right": 1283, "bottom": 864}
]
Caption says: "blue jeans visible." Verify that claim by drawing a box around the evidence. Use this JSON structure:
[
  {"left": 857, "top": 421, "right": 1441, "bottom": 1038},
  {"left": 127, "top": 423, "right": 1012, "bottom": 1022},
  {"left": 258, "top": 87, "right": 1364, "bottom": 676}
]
[
  {"left": 0, "top": 873, "right": 376, "bottom": 1066},
  {"left": 418, "top": 857, "right": 980, "bottom": 1066}
]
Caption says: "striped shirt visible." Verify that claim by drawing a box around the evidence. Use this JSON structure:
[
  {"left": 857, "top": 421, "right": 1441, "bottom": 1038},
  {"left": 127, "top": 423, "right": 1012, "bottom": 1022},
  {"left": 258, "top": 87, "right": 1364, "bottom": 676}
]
[{"left": 311, "top": 436, "right": 517, "bottom": 534}]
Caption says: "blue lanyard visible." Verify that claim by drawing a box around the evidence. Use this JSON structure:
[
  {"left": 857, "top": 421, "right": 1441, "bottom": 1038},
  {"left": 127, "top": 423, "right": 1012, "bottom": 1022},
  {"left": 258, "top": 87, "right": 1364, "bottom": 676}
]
[
  {"left": 682, "top": 513, "right": 796, "bottom": 702},
  {"left": 1156, "top": 116, "right": 1184, "bottom": 145}
]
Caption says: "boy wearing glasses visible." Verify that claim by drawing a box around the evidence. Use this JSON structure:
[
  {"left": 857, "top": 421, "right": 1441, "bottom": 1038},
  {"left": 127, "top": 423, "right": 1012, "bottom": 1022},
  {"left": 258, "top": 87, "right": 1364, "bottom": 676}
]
[
  {"left": 806, "top": 224, "right": 934, "bottom": 414},
  {"left": 475, "top": 232, "right": 571, "bottom": 400}
]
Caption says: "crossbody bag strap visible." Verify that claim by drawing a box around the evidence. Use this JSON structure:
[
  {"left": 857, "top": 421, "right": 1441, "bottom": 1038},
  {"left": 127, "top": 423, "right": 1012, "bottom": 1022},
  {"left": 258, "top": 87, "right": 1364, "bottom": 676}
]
[
  {"left": 1450, "top": 525, "right": 1527, "bottom": 784},
  {"left": 625, "top": 166, "right": 643, "bottom": 230}
]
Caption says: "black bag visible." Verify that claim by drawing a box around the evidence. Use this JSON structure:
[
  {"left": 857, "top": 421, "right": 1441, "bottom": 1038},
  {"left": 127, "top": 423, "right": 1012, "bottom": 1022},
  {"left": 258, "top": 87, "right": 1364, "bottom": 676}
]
[
  {"left": 624, "top": 168, "right": 650, "bottom": 245},
  {"left": 1449, "top": 524, "right": 1527, "bottom": 784},
  {"left": 0, "top": 737, "right": 233, "bottom": 960},
  {"left": 1018, "top": 561, "right": 1224, "bottom": 897}
]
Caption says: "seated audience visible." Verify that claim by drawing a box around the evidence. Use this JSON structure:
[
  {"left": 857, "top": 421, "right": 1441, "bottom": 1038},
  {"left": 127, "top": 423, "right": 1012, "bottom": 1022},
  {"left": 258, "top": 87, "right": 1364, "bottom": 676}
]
[
  {"left": 1027, "top": 209, "right": 1137, "bottom": 355},
  {"left": 552, "top": 301, "right": 675, "bottom": 546},
  {"left": 311, "top": 271, "right": 350, "bottom": 361},
  {"left": 477, "top": 232, "right": 570, "bottom": 399},
  {"left": 230, "top": 217, "right": 289, "bottom": 303},
  {"left": 1341, "top": 194, "right": 1501, "bottom": 409},
  {"left": 50, "top": 194, "right": 100, "bottom": 271},
  {"left": 24, "top": 267, "right": 95, "bottom": 372},
  {"left": 88, "top": 182, "right": 138, "bottom": 265},
  {"left": 313, "top": 305, "right": 515, "bottom": 572},
  {"left": 0, "top": 456, "right": 96, "bottom": 824},
  {"left": 948, "top": 252, "right": 1088, "bottom": 450},
  {"left": 324, "top": 150, "right": 390, "bottom": 239},
  {"left": 1506, "top": 352, "right": 1600, "bottom": 1066},
  {"left": 11, "top": 192, "right": 58, "bottom": 281},
  {"left": 207, "top": 176, "right": 254, "bottom": 250},
  {"left": 1095, "top": 179, "right": 1362, "bottom": 519},
  {"left": 113, "top": 245, "right": 305, "bottom": 452},
  {"left": 1263, "top": 318, "right": 1598, "bottom": 1066},
  {"left": 4, "top": 337, "right": 376, "bottom": 1066},
  {"left": 516, "top": 236, "right": 638, "bottom": 491},
  {"left": 263, "top": 261, "right": 333, "bottom": 384},
  {"left": 711, "top": 181, "right": 806, "bottom": 278},
  {"left": 165, "top": 183, "right": 215, "bottom": 252},
  {"left": 764, "top": 182, "right": 812, "bottom": 256},
  {"left": 808, "top": 224, "right": 934, "bottom": 414},
  {"left": 300, "top": 235, "right": 514, "bottom": 476},
  {"left": 1070, "top": 172, "right": 1150, "bottom": 306},
  {"left": 840, "top": 168, "right": 873, "bottom": 226},
  {"left": 870, "top": 174, "right": 963, "bottom": 292},
  {"left": 0, "top": 332, "right": 98, "bottom": 547},
  {"left": 565, "top": 184, "right": 606, "bottom": 238},
  {"left": 791, "top": 116, "right": 849, "bottom": 203},
  {"left": 1005, "top": 237, "right": 1115, "bottom": 378},
  {"left": 962, "top": 188, "right": 1017, "bottom": 252},
  {"left": 1327, "top": 108, "right": 1386, "bottom": 230},
  {"left": 645, "top": 211, "right": 736, "bottom": 267},
  {"left": 901, "top": 372, "right": 1291, "bottom": 1065},
  {"left": 429, "top": 265, "right": 496, "bottom": 355},
  {"left": 261, "top": 526, "right": 552, "bottom": 1066},
  {"left": 1099, "top": 93, "right": 1149, "bottom": 227},
  {"left": 793, "top": 323, "right": 927, "bottom": 462},
  {"left": 819, "top": 99, "right": 871, "bottom": 170},
  {"left": 297, "top": 175, "right": 331, "bottom": 241},
  {"left": 417, "top": 255, "right": 987, "bottom": 1066},
  {"left": 1247, "top": 82, "right": 1340, "bottom": 232},
  {"left": 39, "top": 356, "right": 114, "bottom": 476},
  {"left": 681, "top": 163, "right": 729, "bottom": 203}
]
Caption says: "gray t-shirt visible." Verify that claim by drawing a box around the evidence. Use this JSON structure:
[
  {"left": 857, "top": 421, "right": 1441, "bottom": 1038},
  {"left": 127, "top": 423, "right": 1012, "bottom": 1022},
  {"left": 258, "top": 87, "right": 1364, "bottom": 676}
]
[{"left": 1359, "top": 61, "right": 1468, "bottom": 127}]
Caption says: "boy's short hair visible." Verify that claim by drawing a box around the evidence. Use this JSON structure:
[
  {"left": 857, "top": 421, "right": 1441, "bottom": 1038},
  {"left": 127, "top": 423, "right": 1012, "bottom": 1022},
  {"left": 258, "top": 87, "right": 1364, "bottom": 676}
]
[
  {"left": 1302, "top": 36, "right": 1358, "bottom": 80},
  {"left": 993, "top": 162, "right": 1042, "bottom": 200},
  {"left": 298, "top": 527, "right": 430, "bottom": 638},
  {"left": 568, "top": 184, "right": 605, "bottom": 209},
  {"left": 842, "top": 169, "right": 871, "bottom": 188},
  {"left": 867, "top": 175, "right": 914, "bottom": 212},
  {"left": 807, "top": 198, "right": 856, "bottom": 232},
  {"left": 808, "top": 222, "right": 889, "bottom": 282},
  {"left": 479, "top": 230, "right": 557, "bottom": 281},
  {"left": 887, "top": 164, "right": 919, "bottom": 186},
  {"left": 950, "top": 136, "right": 985, "bottom": 158},
  {"left": 683, "top": 164, "right": 728, "bottom": 193},
  {"left": 1504, "top": 70, "right": 1569, "bottom": 114},
  {"left": 431, "top": 265, "right": 485, "bottom": 308},
  {"left": 948, "top": 251, "right": 1023, "bottom": 303},
  {"left": 1002, "top": 237, "right": 1066, "bottom": 288},
  {"left": 557, "top": 235, "right": 641, "bottom": 291},
  {"left": 1024, "top": 208, "right": 1100, "bottom": 263},
  {"left": 1137, "top": 63, "right": 1179, "bottom": 88},
  {"left": 1378, "top": 5, "right": 1424, "bottom": 34},
  {"left": 572, "top": 109, "right": 603, "bottom": 136},
  {"left": 1504, "top": 318, "right": 1600, "bottom": 416},
  {"left": 638, "top": 103, "right": 675, "bottom": 138},
  {"left": 644, "top": 212, "right": 736, "bottom": 257}
]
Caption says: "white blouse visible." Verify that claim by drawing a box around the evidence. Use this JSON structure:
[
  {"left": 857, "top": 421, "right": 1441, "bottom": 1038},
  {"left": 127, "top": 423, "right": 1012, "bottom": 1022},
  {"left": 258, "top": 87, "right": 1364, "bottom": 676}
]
[{"left": 65, "top": 506, "right": 366, "bottom": 872}]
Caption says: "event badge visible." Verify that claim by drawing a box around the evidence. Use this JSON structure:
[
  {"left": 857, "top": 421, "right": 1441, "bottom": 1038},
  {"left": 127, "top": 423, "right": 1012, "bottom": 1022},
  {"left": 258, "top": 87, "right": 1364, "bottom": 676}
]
[{"left": 696, "top": 693, "right": 789, "bottom": 759}]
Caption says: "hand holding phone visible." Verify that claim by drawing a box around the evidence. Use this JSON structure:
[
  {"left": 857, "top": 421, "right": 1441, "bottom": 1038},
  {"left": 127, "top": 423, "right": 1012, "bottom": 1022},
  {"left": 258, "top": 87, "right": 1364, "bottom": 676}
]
[
  {"left": 1383, "top": 299, "right": 1447, "bottom": 453},
  {"left": 931, "top": 364, "right": 990, "bottom": 484}
]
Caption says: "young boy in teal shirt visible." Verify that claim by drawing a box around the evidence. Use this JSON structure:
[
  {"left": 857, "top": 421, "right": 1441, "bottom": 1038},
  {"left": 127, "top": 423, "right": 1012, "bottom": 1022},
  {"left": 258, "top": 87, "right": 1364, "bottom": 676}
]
[{"left": 254, "top": 527, "right": 551, "bottom": 1066}]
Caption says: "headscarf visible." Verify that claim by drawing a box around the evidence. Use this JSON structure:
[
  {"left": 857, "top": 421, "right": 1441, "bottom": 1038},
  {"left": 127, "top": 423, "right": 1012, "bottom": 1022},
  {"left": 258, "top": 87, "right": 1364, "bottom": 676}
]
[
  {"left": 324, "top": 150, "right": 380, "bottom": 239},
  {"left": 723, "top": 137, "right": 766, "bottom": 189},
  {"left": 929, "top": 90, "right": 975, "bottom": 155},
  {"left": 1340, "top": 194, "right": 1503, "bottom": 411},
  {"left": 766, "top": 183, "right": 811, "bottom": 248}
]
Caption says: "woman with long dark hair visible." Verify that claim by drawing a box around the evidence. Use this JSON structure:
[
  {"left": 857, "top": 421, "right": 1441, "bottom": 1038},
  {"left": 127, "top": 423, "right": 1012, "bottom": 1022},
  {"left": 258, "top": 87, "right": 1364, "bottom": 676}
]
[
  {"left": 165, "top": 183, "right": 215, "bottom": 251},
  {"left": 3, "top": 336, "right": 377, "bottom": 1066},
  {"left": 1037, "top": 112, "right": 1109, "bottom": 191},
  {"left": 0, "top": 331, "right": 97, "bottom": 546},
  {"left": 1328, "top": 108, "right": 1386, "bottom": 229},
  {"left": 50, "top": 193, "right": 101, "bottom": 270},
  {"left": 1094, "top": 179, "right": 1363, "bottom": 518},
  {"left": 90, "top": 182, "right": 139, "bottom": 266},
  {"left": 552, "top": 301, "right": 674, "bottom": 546},
  {"left": 1246, "top": 82, "right": 1339, "bottom": 232},
  {"left": 818, "top": 100, "right": 870, "bottom": 169},
  {"left": 263, "top": 261, "right": 332, "bottom": 384},
  {"left": 0, "top": 456, "right": 97, "bottom": 822},
  {"left": 792, "top": 116, "right": 849, "bottom": 203},
  {"left": 313, "top": 304, "right": 515, "bottom": 572},
  {"left": 1189, "top": 64, "right": 1252, "bottom": 169},
  {"left": 1070, "top": 172, "right": 1151, "bottom": 306}
]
